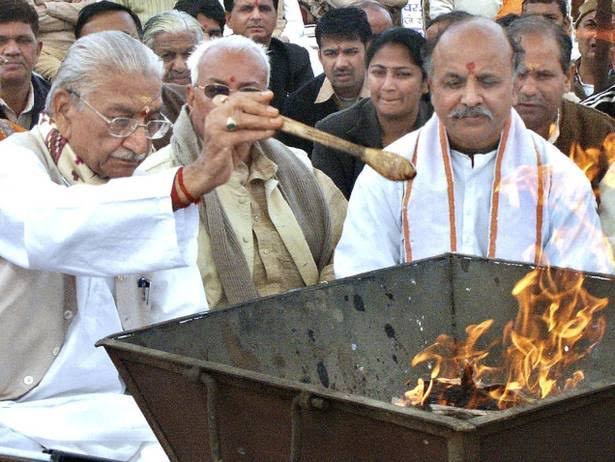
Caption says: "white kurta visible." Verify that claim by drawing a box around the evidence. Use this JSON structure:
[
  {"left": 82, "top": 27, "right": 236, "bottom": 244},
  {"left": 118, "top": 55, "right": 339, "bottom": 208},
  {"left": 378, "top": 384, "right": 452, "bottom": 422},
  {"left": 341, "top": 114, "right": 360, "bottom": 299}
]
[
  {"left": 335, "top": 116, "right": 613, "bottom": 278},
  {"left": 0, "top": 143, "right": 207, "bottom": 460}
]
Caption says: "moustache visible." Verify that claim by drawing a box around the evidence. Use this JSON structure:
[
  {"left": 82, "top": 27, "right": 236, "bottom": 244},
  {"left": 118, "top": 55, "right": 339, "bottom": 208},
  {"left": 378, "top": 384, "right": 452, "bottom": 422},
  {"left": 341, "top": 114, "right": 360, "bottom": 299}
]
[
  {"left": 111, "top": 150, "right": 148, "bottom": 163},
  {"left": 450, "top": 105, "right": 494, "bottom": 120},
  {"left": 169, "top": 69, "right": 190, "bottom": 78},
  {"left": 515, "top": 94, "right": 543, "bottom": 105}
]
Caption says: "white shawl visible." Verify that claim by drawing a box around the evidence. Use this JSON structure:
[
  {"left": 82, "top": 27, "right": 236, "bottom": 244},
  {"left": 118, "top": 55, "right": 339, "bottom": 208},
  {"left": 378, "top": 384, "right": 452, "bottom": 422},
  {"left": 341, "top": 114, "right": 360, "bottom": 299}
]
[{"left": 402, "top": 110, "right": 545, "bottom": 264}]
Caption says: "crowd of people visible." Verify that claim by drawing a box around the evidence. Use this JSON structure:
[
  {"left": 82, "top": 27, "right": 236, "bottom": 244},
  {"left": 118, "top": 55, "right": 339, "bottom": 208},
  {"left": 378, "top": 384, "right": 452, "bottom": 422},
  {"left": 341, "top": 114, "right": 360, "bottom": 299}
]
[{"left": 0, "top": 0, "right": 613, "bottom": 460}]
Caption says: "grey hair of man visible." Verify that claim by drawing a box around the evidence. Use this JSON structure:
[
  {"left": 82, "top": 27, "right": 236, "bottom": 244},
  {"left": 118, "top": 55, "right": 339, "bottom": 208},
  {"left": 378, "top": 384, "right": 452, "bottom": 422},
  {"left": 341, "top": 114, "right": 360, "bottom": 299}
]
[
  {"left": 506, "top": 15, "right": 572, "bottom": 72},
  {"left": 187, "top": 35, "right": 271, "bottom": 87},
  {"left": 353, "top": 0, "right": 391, "bottom": 18},
  {"left": 45, "top": 31, "right": 164, "bottom": 115},
  {"left": 142, "top": 10, "right": 204, "bottom": 50},
  {"left": 422, "top": 16, "right": 525, "bottom": 79}
]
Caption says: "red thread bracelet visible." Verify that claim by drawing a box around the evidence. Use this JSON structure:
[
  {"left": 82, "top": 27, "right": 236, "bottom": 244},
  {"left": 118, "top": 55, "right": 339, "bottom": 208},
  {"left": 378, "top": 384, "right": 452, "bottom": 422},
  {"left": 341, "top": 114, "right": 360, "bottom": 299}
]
[
  {"left": 170, "top": 175, "right": 185, "bottom": 209},
  {"left": 177, "top": 166, "right": 200, "bottom": 203}
]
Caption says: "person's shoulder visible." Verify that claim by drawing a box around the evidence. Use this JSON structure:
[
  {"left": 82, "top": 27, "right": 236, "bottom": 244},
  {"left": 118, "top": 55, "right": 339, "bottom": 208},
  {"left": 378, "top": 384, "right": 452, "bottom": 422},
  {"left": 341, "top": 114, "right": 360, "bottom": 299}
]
[
  {"left": 263, "top": 137, "right": 311, "bottom": 165},
  {"left": 32, "top": 72, "right": 51, "bottom": 92},
  {"left": 583, "top": 83, "right": 615, "bottom": 106},
  {"left": 0, "top": 119, "right": 25, "bottom": 139},
  {"left": 162, "top": 83, "right": 188, "bottom": 100},
  {"left": 138, "top": 145, "right": 178, "bottom": 174},
  {"left": 529, "top": 130, "right": 589, "bottom": 183},
  {"left": 316, "top": 98, "right": 372, "bottom": 130},
  {"left": 2, "top": 125, "right": 44, "bottom": 148},
  {"left": 286, "top": 73, "right": 325, "bottom": 102},
  {"left": 563, "top": 98, "right": 615, "bottom": 127},
  {"left": 269, "top": 37, "right": 305, "bottom": 55},
  {"left": 277, "top": 38, "right": 310, "bottom": 56},
  {"left": 385, "top": 128, "right": 421, "bottom": 159}
]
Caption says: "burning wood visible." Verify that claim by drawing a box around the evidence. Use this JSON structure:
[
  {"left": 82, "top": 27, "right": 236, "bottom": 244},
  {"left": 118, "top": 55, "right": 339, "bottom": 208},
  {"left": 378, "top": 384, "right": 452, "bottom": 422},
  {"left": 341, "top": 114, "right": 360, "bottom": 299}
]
[{"left": 395, "top": 268, "right": 609, "bottom": 411}]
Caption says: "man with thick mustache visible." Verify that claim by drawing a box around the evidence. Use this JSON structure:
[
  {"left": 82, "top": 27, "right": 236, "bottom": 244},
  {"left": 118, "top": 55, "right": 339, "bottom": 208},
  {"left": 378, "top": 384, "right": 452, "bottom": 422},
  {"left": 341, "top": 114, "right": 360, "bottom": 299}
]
[
  {"left": 0, "top": 31, "right": 281, "bottom": 460},
  {"left": 0, "top": 0, "right": 48, "bottom": 130},
  {"left": 335, "top": 17, "right": 613, "bottom": 277}
]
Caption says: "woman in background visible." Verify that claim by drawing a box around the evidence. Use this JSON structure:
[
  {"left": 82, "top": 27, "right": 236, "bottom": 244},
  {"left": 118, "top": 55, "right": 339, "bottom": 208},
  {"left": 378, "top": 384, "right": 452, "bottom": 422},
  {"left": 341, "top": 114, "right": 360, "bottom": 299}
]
[{"left": 312, "top": 27, "right": 432, "bottom": 198}]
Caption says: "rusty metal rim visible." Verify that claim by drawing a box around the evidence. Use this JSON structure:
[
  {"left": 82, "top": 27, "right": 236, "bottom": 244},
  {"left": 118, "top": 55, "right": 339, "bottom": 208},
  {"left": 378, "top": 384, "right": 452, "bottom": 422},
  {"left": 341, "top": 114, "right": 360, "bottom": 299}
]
[
  {"left": 100, "top": 337, "right": 477, "bottom": 434},
  {"left": 100, "top": 337, "right": 614, "bottom": 438},
  {"left": 468, "top": 382, "right": 615, "bottom": 431}
]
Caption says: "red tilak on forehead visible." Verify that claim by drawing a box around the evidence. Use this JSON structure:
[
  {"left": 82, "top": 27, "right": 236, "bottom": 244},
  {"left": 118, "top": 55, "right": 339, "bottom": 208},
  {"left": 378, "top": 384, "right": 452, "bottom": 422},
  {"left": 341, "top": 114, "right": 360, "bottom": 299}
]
[
  {"left": 139, "top": 107, "right": 152, "bottom": 117},
  {"left": 466, "top": 62, "right": 476, "bottom": 73},
  {"left": 229, "top": 75, "right": 236, "bottom": 83}
]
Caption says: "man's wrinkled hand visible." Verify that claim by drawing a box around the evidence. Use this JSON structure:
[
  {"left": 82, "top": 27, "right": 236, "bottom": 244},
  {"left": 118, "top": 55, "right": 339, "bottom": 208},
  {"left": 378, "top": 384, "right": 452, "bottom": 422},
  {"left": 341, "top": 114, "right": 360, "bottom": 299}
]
[{"left": 182, "top": 90, "right": 283, "bottom": 198}]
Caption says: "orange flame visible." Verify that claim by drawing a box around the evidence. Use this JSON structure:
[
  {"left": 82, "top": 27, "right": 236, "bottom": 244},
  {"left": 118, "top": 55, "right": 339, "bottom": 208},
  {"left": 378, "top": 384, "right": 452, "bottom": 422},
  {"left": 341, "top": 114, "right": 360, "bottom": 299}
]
[
  {"left": 568, "top": 134, "right": 615, "bottom": 199},
  {"left": 397, "top": 268, "right": 608, "bottom": 410}
]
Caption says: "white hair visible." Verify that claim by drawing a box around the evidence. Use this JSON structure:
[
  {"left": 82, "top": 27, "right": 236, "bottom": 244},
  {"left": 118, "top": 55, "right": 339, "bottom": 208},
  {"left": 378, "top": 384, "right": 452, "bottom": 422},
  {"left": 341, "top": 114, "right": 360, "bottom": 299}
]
[
  {"left": 142, "top": 10, "right": 204, "bottom": 49},
  {"left": 187, "top": 35, "right": 271, "bottom": 86},
  {"left": 46, "top": 31, "right": 164, "bottom": 114}
]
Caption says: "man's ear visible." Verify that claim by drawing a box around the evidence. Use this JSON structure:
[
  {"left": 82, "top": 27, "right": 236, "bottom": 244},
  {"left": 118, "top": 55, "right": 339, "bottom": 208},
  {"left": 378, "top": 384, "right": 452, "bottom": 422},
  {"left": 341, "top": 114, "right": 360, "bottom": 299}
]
[
  {"left": 564, "top": 63, "right": 574, "bottom": 92},
  {"left": 186, "top": 85, "right": 196, "bottom": 110},
  {"left": 35, "top": 39, "right": 43, "bottom": 61},
  {"left": 563, "top": 17, "right": 572, "bottom": 36},
  {"left": 51, "top": 89, "right": 74, "bottom": 139},
  {"left": 420, "top": 78, "right": 429, "bottom": 95}
]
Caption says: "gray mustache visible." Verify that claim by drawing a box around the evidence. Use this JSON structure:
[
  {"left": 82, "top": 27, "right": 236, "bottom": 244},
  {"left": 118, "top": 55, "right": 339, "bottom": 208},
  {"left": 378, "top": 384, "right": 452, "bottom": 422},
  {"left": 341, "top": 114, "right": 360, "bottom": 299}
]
[
  {"left": 450, "top": 106, "right": 494, "bottom": 120},
  {"left": 516, "top": 95, "right": 542, "bottom": 105},
  {"left": 111, "top": 151, "right": 147, "bottom": 162}
]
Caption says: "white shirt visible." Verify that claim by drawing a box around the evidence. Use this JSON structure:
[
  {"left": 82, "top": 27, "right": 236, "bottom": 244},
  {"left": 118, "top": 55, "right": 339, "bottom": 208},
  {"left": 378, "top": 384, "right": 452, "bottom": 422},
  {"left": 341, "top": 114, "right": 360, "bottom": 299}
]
[
  {"left": 334, "top": 125, "right": 613, "bottom": 278},
  {"left": 0, "top": 141, "right": 207, "bottom": 460},
  {"left": 449, "top": 149, "right": 496, "bottom": 256}
]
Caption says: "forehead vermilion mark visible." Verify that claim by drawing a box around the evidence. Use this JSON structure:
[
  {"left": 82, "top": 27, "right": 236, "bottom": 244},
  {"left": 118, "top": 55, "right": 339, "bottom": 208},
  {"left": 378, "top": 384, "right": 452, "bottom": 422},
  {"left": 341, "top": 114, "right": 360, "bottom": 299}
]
[
  {"left": 229, "top": 75, "right": 236, "bottom": 83},
  {"left": 136, "top": 95, "right": 160, "bottom": 116},
  {"left": 466, "top": 62, "right": 476, "bottom": 73}
]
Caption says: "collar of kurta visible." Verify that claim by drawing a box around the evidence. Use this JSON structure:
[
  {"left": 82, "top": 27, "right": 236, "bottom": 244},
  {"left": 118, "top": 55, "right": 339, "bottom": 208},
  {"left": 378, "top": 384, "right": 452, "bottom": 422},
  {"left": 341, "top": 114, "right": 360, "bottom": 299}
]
[
  {"left": 0, "top": 82, "right": 35, "bottom": 122},
  {"left": 314, "top": 76, "right": 370, "bottom": 104}
]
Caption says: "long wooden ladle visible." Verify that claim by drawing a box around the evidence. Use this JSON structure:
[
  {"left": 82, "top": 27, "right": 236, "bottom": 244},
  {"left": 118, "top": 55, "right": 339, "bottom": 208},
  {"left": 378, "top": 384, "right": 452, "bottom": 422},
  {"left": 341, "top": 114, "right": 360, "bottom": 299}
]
[
  {"left": 280, "top": 116, "right": 416, "bottom": 181},
  {"left": 213, "top": 94, "right": 416, "bottom": 181}
]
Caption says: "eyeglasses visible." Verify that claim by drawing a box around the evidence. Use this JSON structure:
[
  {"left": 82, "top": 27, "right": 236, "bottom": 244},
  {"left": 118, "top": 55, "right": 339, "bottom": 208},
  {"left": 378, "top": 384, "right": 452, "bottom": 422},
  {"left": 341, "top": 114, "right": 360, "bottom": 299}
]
[
  {"left": 196, "top": 83, "right": 264, "bottom": 99},
  {"left": 68, "top": 90, "right": 172, "bottom": 140}
]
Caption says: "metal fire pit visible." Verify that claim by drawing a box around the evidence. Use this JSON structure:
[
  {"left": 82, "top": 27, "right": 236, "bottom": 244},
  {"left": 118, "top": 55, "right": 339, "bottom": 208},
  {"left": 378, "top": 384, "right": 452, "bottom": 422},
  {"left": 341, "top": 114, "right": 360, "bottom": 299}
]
[{"left": 99, "top": 254, "right": 615, "bottom": 462}]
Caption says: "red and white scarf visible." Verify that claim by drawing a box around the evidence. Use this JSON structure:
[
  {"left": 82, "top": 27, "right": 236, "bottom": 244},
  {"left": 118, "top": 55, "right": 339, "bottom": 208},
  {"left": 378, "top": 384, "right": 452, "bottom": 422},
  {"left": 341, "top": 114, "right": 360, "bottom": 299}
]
[{"left": 39, "top": 115, "right": 106, "bottom": 186}]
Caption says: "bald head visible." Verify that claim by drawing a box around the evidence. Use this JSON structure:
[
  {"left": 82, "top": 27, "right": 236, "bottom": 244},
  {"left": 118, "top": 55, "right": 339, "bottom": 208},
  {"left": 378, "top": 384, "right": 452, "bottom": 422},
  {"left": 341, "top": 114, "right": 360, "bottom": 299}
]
[
  {"left": 427, "top": 17, "right": 519, "bottom": 78},
  {"left": 427, "top": 18, "right": 518, "bottom": 154}
]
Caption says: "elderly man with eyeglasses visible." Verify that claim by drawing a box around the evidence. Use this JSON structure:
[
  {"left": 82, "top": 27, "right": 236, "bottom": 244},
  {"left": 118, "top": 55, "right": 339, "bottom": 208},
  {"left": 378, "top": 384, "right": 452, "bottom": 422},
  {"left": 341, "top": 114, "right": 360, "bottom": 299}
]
[
  {"left": 0, "top": 31, "right": 285, "bottom": 461},
  {"left": 140, "top": 35, "right": 347, "bottom": 309}
]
